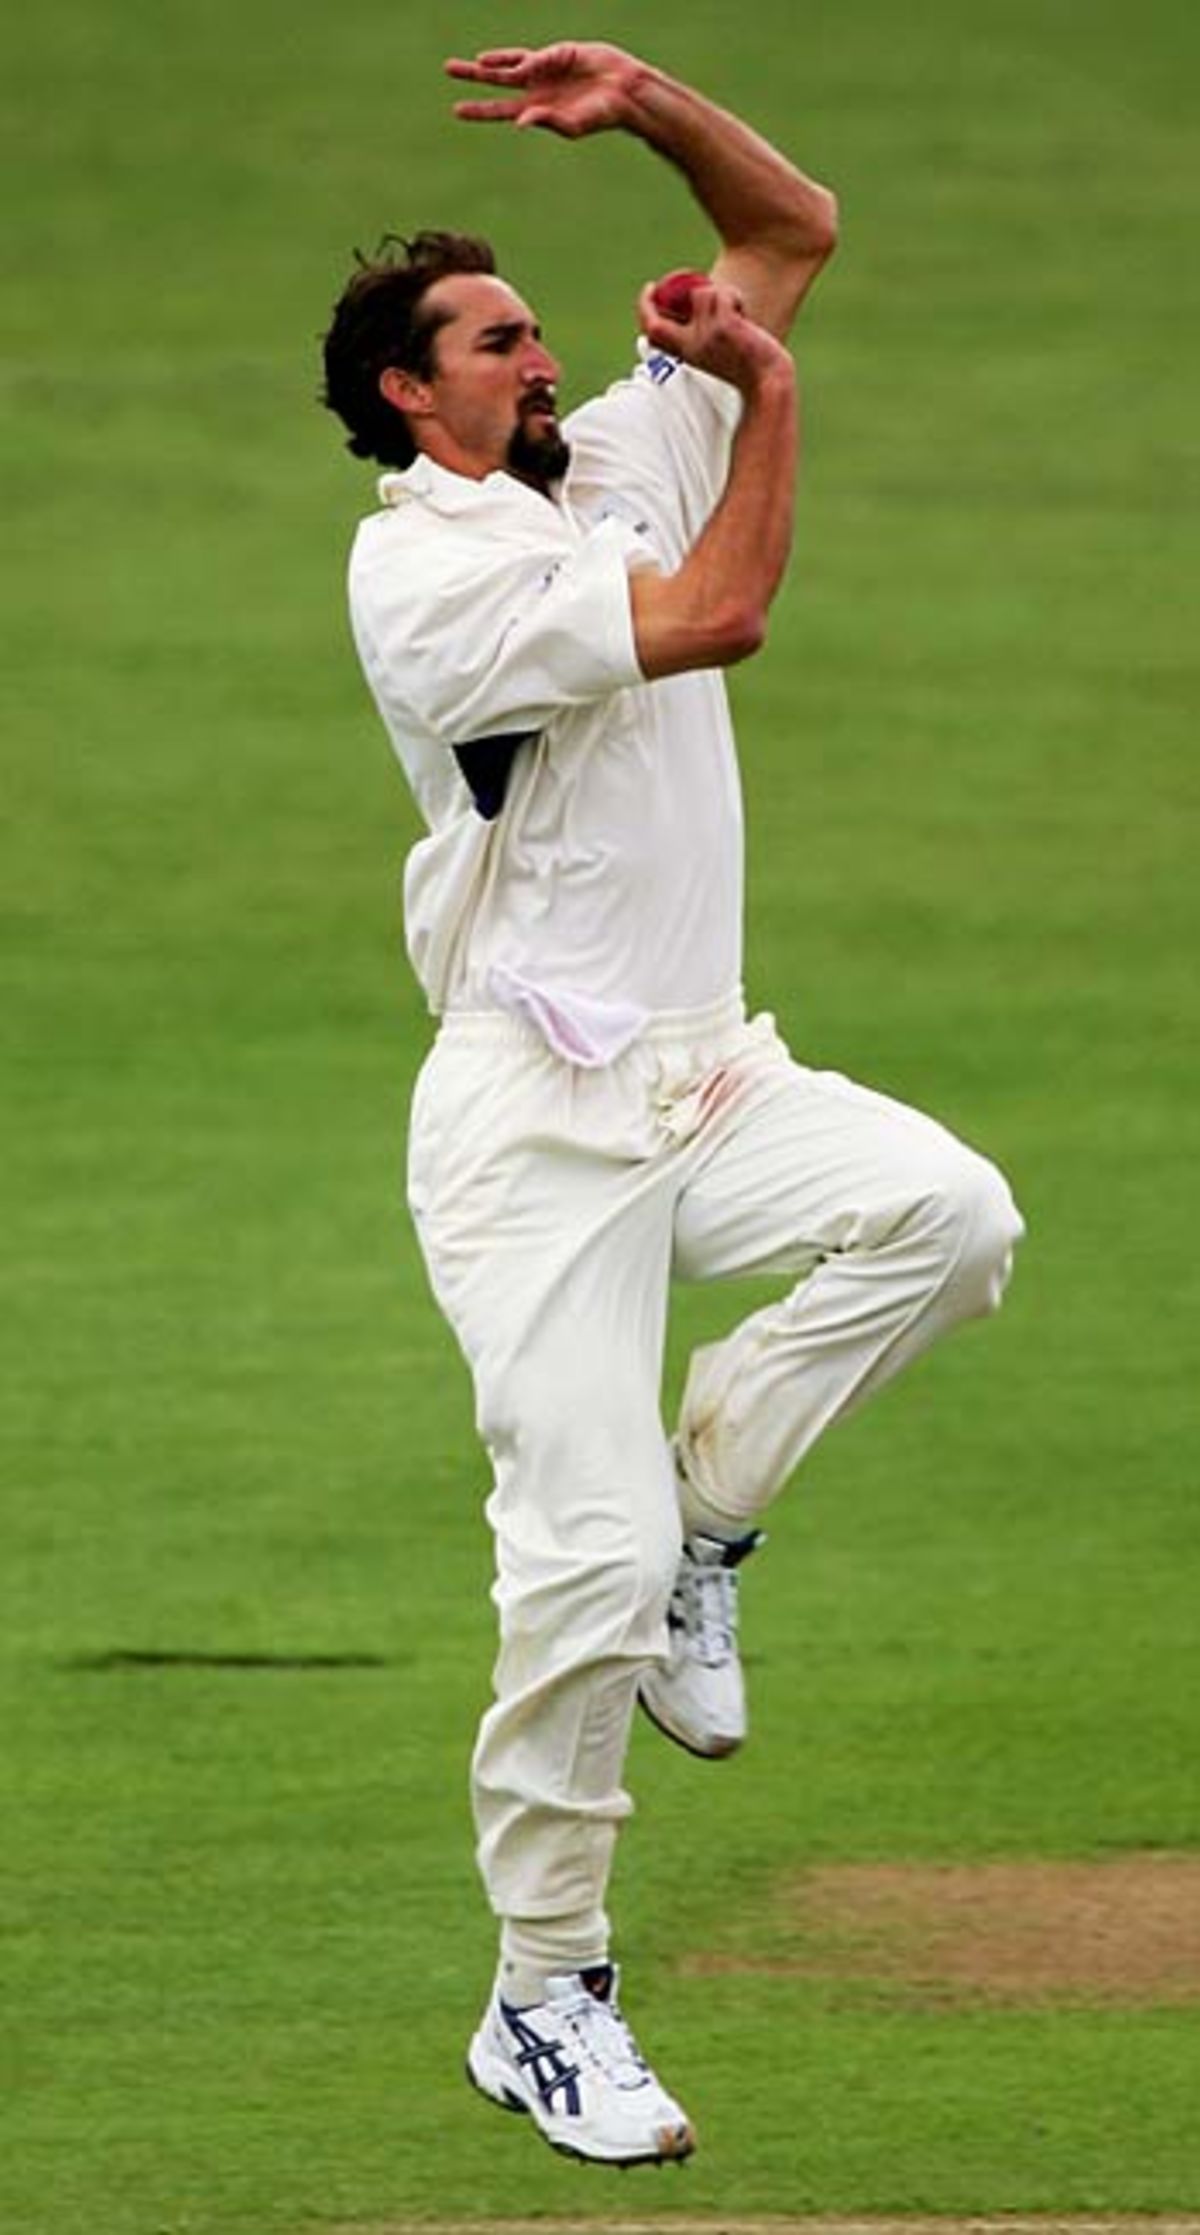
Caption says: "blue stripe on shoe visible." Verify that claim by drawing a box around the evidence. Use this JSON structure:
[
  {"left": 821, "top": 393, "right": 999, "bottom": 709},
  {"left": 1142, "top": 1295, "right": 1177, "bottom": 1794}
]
[{"left": 499, "top": 2004, "right": 582, "bottom": 2116}]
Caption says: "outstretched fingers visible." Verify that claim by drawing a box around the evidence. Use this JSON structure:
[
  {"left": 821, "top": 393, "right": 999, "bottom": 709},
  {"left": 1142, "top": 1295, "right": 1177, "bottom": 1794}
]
[
  {"left": 444, "top": 50, "right": 532, "bottom": 83},
  {"left": 445, "top": 50, "right": 540, "bottom": 125},
  {"left": 443, "top": 44, "right": 627, "bottom": 138},
  {"left": 451, "top": 97, "right": 526, "bottom": 123}
]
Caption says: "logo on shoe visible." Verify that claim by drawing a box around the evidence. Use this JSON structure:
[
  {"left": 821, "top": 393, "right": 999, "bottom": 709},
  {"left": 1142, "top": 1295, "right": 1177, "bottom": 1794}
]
[{"left": 500, "top": 2005, "right": 583, "bottom": 2117}]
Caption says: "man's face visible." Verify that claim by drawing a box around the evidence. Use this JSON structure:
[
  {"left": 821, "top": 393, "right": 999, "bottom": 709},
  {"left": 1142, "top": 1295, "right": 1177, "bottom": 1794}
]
[{"left": 399, "top": 272, "right": 568, "bottom": 489}]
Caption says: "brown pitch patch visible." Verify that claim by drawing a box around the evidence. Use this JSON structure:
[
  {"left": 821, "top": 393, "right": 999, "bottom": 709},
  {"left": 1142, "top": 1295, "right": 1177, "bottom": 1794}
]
[{"left": 683, "top": 1852, "right": 1200, "bottom": 2007}]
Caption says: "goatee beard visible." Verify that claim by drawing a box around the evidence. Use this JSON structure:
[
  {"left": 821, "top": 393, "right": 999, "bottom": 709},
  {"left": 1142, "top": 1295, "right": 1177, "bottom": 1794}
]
[{"left": 507, "top": 418, "right": 571, "bottom": 491}]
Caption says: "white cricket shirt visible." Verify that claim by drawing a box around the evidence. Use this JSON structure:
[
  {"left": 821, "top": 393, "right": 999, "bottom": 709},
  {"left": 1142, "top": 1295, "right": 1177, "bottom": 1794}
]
[{"left": 348, "top": 344, "right": 745, "bottom": 1063}]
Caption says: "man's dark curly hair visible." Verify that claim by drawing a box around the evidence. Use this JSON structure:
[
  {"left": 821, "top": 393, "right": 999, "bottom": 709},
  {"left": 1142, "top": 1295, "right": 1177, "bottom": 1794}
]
[{"left": 321, "top": 230, "right": 497, "bottom": 469}]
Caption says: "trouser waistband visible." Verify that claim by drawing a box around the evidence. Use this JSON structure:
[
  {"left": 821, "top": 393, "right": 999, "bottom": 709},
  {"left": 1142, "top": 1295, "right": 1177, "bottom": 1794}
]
[{"left": 438, "top": 988, "right": 745, "bottom": 1052}]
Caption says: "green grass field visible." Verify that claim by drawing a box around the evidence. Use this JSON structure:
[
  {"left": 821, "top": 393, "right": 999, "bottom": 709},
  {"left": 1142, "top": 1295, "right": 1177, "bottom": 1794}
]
[{"left": 4, "top": 1, "right": 1199, "bottom": 2230}]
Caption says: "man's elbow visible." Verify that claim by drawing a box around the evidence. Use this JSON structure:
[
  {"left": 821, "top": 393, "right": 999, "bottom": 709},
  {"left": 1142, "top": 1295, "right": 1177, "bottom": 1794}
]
[
  {"left": 710, "top": 600, "right": 768, "bottom": 666},
  {"left": 631, "top": 575, "right": 768, "bottom": 677},
  {"left": 777, "top": 182, "right": 839, "bottom": 267},
  {"left": 799, "top": 185, "right": 840, "bottom": 263}
]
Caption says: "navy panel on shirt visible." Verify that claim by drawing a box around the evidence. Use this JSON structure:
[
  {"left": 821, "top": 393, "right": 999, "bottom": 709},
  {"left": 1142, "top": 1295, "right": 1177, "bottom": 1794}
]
[{"left": 452, "top": 732, "right": 537, "bottom": 820}]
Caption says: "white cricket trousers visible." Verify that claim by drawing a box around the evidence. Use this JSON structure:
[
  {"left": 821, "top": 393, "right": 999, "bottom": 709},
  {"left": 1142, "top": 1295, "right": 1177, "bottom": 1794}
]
[{"left": 406, "top": 995, "right": 1023, "bottom": 1986}]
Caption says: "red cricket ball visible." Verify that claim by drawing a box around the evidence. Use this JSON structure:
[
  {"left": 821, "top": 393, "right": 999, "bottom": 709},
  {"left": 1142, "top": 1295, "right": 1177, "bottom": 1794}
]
[{"left": 649, "top": 268, "right": 711, "bottom": 324}]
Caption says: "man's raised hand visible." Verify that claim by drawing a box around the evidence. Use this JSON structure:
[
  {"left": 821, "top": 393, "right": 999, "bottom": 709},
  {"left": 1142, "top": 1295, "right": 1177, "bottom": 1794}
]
[{"left": 444, "top": 43, "right": 643, "bottom": 138}]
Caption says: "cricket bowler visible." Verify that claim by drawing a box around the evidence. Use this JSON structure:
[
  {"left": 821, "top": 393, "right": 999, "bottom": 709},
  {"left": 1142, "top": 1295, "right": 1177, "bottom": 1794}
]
[{"left": 321, "top": 38, "right": 1024, "bottom": 2167}]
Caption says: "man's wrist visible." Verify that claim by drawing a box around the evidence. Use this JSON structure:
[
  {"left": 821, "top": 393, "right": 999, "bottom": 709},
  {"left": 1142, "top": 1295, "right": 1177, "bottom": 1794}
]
[
  {"left": 732, "top": 354, "right": 796, "bottom": 408},
  {"left": 617, "top": 59, "right": 682, "bottom": 142}
]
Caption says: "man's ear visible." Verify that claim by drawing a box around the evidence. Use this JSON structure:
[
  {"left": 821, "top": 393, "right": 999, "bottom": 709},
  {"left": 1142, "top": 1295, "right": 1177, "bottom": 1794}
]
[{"left": 380, "top": 366, "right": 434, "bottom": 419}]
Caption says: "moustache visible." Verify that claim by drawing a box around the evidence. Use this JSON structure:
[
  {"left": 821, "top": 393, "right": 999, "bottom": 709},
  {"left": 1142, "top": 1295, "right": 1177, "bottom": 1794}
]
[{"left": 520, "top": 385, "right": 559, "bottom": 420}]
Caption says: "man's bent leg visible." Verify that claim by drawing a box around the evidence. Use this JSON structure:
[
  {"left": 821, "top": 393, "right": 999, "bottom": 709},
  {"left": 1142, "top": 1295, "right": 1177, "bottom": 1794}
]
[{"left": 672, "top": 1055, "right": 1024, "bottom": 1533}]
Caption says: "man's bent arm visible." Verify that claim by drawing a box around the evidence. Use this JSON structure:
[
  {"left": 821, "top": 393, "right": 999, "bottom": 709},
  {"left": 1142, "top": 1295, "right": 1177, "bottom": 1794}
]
[
  {"left": 627, "top": 285, "right": 798, "bottom": 681},
  {"left": 447, "top": 42, "right": 838, "bottom": 339},
  {"left": 620, "top": 62, "right": 837, "bottom": 338}
]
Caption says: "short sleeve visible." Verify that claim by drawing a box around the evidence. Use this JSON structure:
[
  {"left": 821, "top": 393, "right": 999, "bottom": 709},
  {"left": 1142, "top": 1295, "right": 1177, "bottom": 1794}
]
[
  {"left": 563, "top": 345, "right": 743, "bottom": 564},
  {"left": 351, "top": 511, "right": 646, "bottom": 747}
]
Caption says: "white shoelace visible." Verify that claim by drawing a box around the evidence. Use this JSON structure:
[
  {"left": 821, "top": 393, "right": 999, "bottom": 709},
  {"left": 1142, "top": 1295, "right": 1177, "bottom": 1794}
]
[
  {"left": 557, "top": 1988, "right": 650, "bottom": 2093},
  {"left": 675, "top": 1554, "right": 738, "bottom": 1667}
]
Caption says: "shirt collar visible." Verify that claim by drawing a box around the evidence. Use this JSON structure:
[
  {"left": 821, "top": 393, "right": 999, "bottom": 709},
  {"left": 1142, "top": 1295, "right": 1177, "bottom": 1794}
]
[{"left": 378, "top": 453, "right": 565, "bottom": 520}]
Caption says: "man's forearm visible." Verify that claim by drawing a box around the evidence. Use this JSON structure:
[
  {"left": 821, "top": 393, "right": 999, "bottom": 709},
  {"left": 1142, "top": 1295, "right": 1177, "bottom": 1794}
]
[
  {"left": 630, "top": 362, "right": 798, "bottom": 681},
  {"left": 619, "top": 63, "right": 837, "bottom": 265}
]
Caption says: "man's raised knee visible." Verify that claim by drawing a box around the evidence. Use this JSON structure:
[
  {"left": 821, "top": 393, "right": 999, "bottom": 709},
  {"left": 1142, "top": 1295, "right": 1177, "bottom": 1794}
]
[{"left": 938, "top": 1154, "right": 1024, "bottom": 1321}]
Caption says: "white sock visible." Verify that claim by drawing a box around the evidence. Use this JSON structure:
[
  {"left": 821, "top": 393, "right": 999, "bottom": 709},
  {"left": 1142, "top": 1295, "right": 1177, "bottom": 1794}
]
[
  {"left": 674, "top": 1435, "right": 754, "bottom": 1542},
  {"left": 499, "top": 1912, "right": 609, "bottom": 2007}
]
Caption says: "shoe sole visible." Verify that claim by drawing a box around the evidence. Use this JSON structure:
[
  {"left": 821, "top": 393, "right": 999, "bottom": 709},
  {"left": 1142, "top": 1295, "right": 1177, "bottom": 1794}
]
[
  {"left": 465, "top": 2050, "right": 696, "bottom": 2168},
  {"left": 637, "top": 1683, "right": 743, "bottom": 1761}
]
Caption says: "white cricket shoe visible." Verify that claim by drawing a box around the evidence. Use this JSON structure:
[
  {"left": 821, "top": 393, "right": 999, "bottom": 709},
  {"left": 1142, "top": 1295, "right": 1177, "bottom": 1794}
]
[
  {"left": 466, "top": 1962, "right": 695, "bottom": 2167},
  {"left": 639, "top": 1528, "right": 764, "bottom": 1758}
]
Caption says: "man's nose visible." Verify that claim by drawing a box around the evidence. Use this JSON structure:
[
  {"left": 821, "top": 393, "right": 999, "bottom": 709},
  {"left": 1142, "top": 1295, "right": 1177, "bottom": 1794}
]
[{"left": 523, "top": 342, "right": 560, "bottom": 386}]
